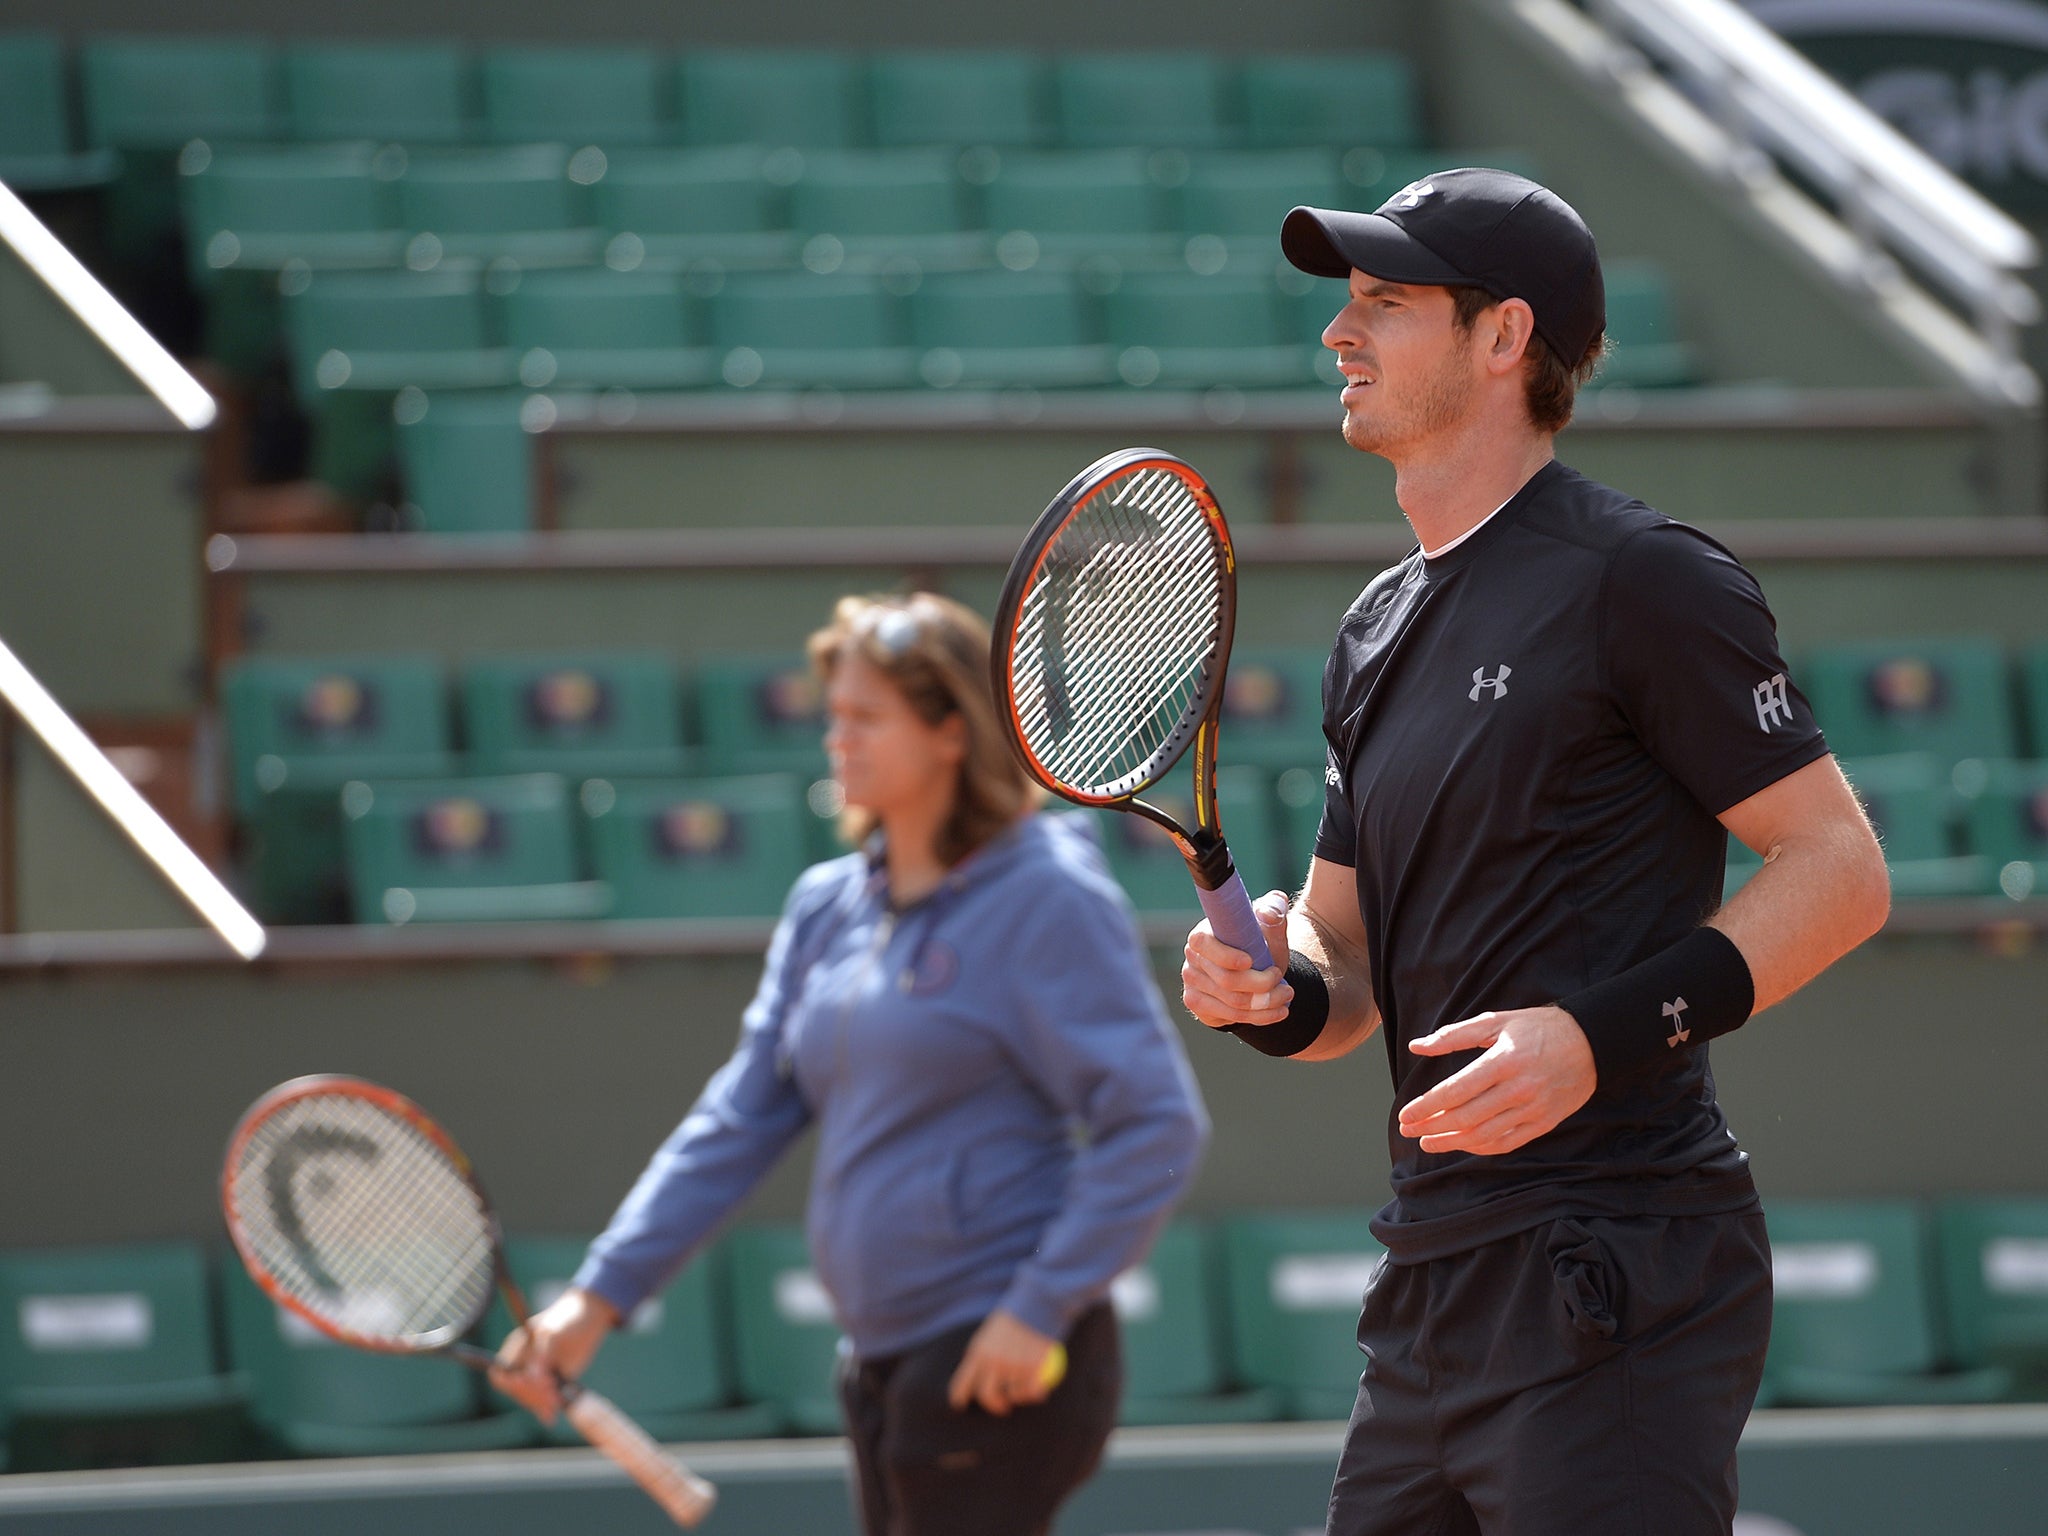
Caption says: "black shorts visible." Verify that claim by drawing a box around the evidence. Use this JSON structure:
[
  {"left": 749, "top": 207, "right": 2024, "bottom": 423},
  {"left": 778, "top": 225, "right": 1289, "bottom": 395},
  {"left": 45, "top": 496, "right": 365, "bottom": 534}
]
[
  {"left": 1328, "top": 1211, "right": 1772, "bottom": 1536},
  {"left": 837, "top": 1301, "right": 1121, "bottom": 1536}
]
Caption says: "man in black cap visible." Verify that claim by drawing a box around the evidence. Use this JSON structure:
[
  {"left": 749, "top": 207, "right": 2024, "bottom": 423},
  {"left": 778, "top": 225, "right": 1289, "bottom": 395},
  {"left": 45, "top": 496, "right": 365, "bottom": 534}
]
[{"left": 1180, "top": 168, "right": 1890, "bottom": 1534}]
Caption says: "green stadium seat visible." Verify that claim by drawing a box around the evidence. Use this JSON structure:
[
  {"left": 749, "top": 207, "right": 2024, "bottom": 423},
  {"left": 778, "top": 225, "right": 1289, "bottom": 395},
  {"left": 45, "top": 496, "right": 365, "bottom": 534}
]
[
  {"left": 1220, "top": 648, "right": 1328, "bottom": 773},
  {"left": 79, "top": 36, "right": 279, "bottom": 150},
  {"left": 979, "top": 149, "right": 1178, "bottom": 271},
  {"left": 2020, "top": 644, "right": 2048, "bottom": 757},
  {"left": 178, "top": 141, "right": 404, "bottom": 379},
  {"left": 1099, "top": 768, "right": 1282, "bottom": 910},
  {"left": 1957, "top": 759, "right": 2048, "bottom": 902},
  {"left": 0, "top": 33, "right": 117, "bottom": 192},
  {"left": 1104, "top": 270, "right": 1317, "bottom": 389},
  {"left": 179, "top": 142, "right": 403, "bottom": 286},
  {"left": 1595, "top": 260, "right": 1702, "bottom": 388},
  {"left": 341, "top": 772, "right": 609, "bottom": 925},
  {"left": 1765, "top": 1200, "right": 2010, "bottom": 1406},
  {"left": 222, "top": 654, "right": 456, "bottom": 923},
  {"left": 490, "top": 1237, "right": 779, "bottom": 1442},
  {"left": 479, "top": 47, "right": 670, "bottom": 148},
  {"left": 497, "top": 265, "right": 716, "bottom": 391},
  {"left": 284, "top": 265, "right": 516, "bottom": 500},
  {"left": 285, "top": 265, "right": 513, "bottom": 402},
  {"left": 1804, "top": 637, "right": 2018, "bottom": 764},
  {"left": 707, "top": 272, "right": 918, "bottom": 390},
  {"left": 78, "top": 36, "right": 281, "bottom": 264},
  {"left": 678, "top": 51, "right": 865, "bottom": 150},
  {"left": 1053, "top": 53, "right": 1234, "bottom": 149},
  {"left": 1934, "top": 1199, "right": 2048, "bottom": 1393},
  {"left": 1240, "top": 54, "right": 1424, "bottom": 152},
  {"left": 591, "top": 146, "right": 798, "bottom": 270},
  {"left": 391, "top": 391, "right": 536, "bottom": 534},
  {"left": 282, "top": 42, "right": 473, "bottom": 145},
  {"left": 868, "top": 51, "right": 1050, "bottom": 149},
  {"left": 725, "top": 1224, "right": 842, "bottom": 1435},
  {"left": 394, "top": 144, "right": 604, "bottom": 269},
  {"left": 220, "top": 1256, "right": 533, "bottom": 1456},
  {"left": 907, "top": 269, "right": 1114, "bottom": 389},
  {"left": 1218, "top": 1210, "right": 1383, "bottom": 1419},
  {"left": 1174, "top": 150, "right": 1347, "bottom": 272},
  {"left": 0, "top": 1244, "right": 245, "bottom": 1467},
  {"left": 693, "top": 654, "right": 829, "bottom": 777},
  {"left": 1841, "top": 753, "right": 1992, "bottom": 899},
  {"left": 461, "top": 653, "right": 689, "bottom": 781},
  {"left": 1115, "top": 1222, "right": 1284, "bottom": 1425},
  {"left": 788, "top": 148, "right": 984, "bottom": 272},
  {"left": 582, "top": 774, "right": 811, "bottom": 920}
]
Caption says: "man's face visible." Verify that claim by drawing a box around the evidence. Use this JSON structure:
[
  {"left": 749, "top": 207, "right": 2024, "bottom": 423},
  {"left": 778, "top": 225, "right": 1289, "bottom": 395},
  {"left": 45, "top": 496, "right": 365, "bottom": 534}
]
[{"left": 1321, "top": 273, "right": 1485, "bottom": 458}]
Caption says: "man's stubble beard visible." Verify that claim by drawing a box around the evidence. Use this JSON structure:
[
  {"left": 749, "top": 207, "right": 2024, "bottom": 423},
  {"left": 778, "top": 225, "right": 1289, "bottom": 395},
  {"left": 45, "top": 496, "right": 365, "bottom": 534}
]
[{"left": 1340, "top": 344, "right": 1475, "bottom": 457}]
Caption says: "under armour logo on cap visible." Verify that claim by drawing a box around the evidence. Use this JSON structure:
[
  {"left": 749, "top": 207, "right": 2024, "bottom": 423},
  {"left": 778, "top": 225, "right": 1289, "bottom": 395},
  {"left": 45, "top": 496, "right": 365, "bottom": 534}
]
[{"left": 1389, "top": 180, "right": 1434, "bottom": 210}]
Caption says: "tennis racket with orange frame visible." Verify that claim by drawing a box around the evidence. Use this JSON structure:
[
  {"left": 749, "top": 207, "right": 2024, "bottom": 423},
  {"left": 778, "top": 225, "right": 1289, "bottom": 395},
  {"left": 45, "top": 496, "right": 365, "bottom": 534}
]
[
  {"left": 992, "top": 446, "right": 1274, "bottom": 968},
  {"left": 222, "top": 1074, "right": 716, "bottom": 1527}
]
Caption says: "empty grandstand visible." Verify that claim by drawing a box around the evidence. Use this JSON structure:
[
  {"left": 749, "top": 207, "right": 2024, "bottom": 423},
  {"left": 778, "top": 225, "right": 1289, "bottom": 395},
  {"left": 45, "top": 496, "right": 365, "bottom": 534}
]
[{"left": 2, "top": 1, "right": 2047, "bottom": 1533}]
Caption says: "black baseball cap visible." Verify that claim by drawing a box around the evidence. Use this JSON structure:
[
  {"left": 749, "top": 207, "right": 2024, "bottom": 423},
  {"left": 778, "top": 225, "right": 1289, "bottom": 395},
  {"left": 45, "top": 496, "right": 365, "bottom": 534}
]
[{"left": 1281, "top": 167, "right": 1605, "bottom": 362}]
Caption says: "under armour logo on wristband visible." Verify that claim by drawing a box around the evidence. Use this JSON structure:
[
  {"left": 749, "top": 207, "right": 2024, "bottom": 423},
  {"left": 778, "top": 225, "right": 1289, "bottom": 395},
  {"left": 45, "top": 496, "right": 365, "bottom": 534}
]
[
  {"left": 1469, "top": 666, "right": 1512, "bottom": 702},
  {"left": 1662, "top": 997, "right": 1691, "bottom": 1046}
]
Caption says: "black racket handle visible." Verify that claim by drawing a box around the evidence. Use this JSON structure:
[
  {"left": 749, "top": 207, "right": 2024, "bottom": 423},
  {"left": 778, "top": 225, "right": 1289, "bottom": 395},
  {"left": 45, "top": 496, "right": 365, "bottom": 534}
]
[{"left": 1197, "top": 867, "right": 1274, "bottom": 969}]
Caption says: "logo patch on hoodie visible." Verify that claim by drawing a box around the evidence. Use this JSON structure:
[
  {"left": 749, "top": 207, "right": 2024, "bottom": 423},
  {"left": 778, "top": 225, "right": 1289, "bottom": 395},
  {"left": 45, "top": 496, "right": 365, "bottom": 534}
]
[{"left": 900, "top": 940, "right": 959, "bottom": 996}]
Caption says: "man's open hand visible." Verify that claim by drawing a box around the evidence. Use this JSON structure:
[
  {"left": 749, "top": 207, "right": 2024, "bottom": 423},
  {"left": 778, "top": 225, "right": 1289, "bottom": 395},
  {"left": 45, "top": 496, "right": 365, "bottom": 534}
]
[{"left": 1397, "top": 1005, "right": 1595, "bottom": 1155}]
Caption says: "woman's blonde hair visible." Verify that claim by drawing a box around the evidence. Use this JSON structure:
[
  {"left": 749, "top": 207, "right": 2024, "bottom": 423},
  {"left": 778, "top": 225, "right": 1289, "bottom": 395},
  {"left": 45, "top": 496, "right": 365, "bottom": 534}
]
[{"left": 807, "top": 592, "right": 1040, "bottom": 866}]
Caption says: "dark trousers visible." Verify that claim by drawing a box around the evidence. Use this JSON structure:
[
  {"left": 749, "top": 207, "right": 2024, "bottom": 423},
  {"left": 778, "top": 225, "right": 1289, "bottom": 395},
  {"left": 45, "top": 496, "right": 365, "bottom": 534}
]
[
  {"left": 1328, "top": 1211, "right": 1772, "bottom": 1536},
  {"left": 838, "top": 1302, "right": 1122, "bottom": 1536}
]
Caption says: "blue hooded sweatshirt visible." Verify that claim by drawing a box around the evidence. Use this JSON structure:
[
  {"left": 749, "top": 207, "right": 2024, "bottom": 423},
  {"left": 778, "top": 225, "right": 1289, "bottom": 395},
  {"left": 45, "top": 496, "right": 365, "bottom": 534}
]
[{"left": 573, "top": 811, "right": 1210, "bottom": 1359}]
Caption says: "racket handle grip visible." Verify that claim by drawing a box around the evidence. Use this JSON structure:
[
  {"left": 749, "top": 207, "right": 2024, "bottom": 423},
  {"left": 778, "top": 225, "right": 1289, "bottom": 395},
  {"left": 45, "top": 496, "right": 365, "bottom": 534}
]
[
  {"left": 1197, "top": 867, "right": 1274, "bottom": 970},
  {"left": 565, "top": 1388, "right": 718, "bottom": 1528}
]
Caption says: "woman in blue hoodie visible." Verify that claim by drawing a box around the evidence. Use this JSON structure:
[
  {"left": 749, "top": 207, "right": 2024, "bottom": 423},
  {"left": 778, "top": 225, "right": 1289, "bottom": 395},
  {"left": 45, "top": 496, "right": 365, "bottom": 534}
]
[{"left": 493, "top": 591, "right": 1210, "bottom": 1536}]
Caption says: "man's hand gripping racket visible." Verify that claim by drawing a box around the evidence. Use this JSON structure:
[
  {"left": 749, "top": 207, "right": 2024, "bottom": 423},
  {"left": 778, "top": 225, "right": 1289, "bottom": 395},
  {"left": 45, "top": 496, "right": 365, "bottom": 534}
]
[
  {"left": 991, "top": 446, "right": 1274, "bottom": 967},
  {"left": 222, "top": 1076, "right": 716, "bottom": 1527}
]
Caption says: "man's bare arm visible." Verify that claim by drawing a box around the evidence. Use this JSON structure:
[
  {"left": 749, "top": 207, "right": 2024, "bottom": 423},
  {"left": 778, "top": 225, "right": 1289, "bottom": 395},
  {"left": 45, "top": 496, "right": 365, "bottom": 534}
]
[
  {"left": 1181, "top": 856, "right": 1379, "bottom": 1060},
  {"left": 1400, "top": 754, "right": 1890, "bottom": 1156},
  {"left": 1711, "top": 754, "right": 1891, "bottom": 1008}
]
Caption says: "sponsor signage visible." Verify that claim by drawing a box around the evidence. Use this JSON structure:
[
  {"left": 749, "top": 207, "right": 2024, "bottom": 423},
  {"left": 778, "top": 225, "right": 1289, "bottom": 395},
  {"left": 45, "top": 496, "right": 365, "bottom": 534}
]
[{"left": 1748, "top": 0, "right": 2048, "bottom": 210}]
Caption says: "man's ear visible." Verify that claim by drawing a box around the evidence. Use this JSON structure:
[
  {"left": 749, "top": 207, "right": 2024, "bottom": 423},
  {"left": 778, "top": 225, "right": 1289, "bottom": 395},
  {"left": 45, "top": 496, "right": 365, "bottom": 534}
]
[{"left": 1485, "top": 298, "right": 1538, "bottom": 376}]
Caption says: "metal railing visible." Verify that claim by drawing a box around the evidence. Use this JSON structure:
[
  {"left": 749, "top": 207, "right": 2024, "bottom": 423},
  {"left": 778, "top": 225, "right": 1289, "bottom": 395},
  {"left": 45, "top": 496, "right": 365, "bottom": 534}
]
[
  {"left": 0, "top": 633, "right": 262, "bottom": 957},
  {"left": 1578, "top": 0, "right": 2041, "bottom": 403},
  {"left": 0, "top": 182, "right": 216, "bottom": 429}
]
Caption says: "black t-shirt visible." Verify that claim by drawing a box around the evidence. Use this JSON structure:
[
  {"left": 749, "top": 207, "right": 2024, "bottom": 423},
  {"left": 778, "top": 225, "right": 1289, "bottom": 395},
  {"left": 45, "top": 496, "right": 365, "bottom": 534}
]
[{"left": 1315, "top": 460, "right": 1828, "bottom": 1262}]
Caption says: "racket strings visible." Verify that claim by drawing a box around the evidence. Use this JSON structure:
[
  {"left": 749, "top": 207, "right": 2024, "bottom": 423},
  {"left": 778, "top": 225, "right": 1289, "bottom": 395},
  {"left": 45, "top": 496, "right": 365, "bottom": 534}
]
[
  {"left": 1020, "top": 536, "right": 1216, "bottom": 781},
  {"left": 227, "top": 1093, "right": 496, "bottom": 1346},
  {"left": 1011, "top": 468, "right": 1224, "bottom": 793}
]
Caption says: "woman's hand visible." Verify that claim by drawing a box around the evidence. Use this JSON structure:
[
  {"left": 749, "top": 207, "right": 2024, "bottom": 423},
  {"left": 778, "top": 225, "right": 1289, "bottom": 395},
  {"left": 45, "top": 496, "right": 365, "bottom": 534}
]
[
  {"left": 946, "top": 1309, "right": 1063, "bottom": 1417},
  {"left": 489, "top": 1286, "right": 621, "bottom": 1424}
]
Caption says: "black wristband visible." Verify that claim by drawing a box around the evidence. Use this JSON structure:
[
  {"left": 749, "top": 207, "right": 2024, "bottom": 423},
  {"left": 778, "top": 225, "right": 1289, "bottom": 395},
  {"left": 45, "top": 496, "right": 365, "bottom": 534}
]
[
  {"left": 1224, "top": 954, "right": 1330, "bottom": 1059},
  {"left": 1558, "top": 926, "right": 1755, "bottom": 1085}
]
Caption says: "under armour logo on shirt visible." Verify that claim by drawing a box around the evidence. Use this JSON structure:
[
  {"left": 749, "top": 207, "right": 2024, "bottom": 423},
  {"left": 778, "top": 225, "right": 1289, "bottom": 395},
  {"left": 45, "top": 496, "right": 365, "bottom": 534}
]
[
  {"left": 1663, "top": 997, "right": 1691, "bottom": 1047},
  {"left": 1390, "top": 180, "right": 1435, "bottom": 210},
  {"left": 1469, "top": 666, "right": 1512, "bottom": 702},
  {"left": 1754, "top": 673, "right": 1792, "bottom": 733}
]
